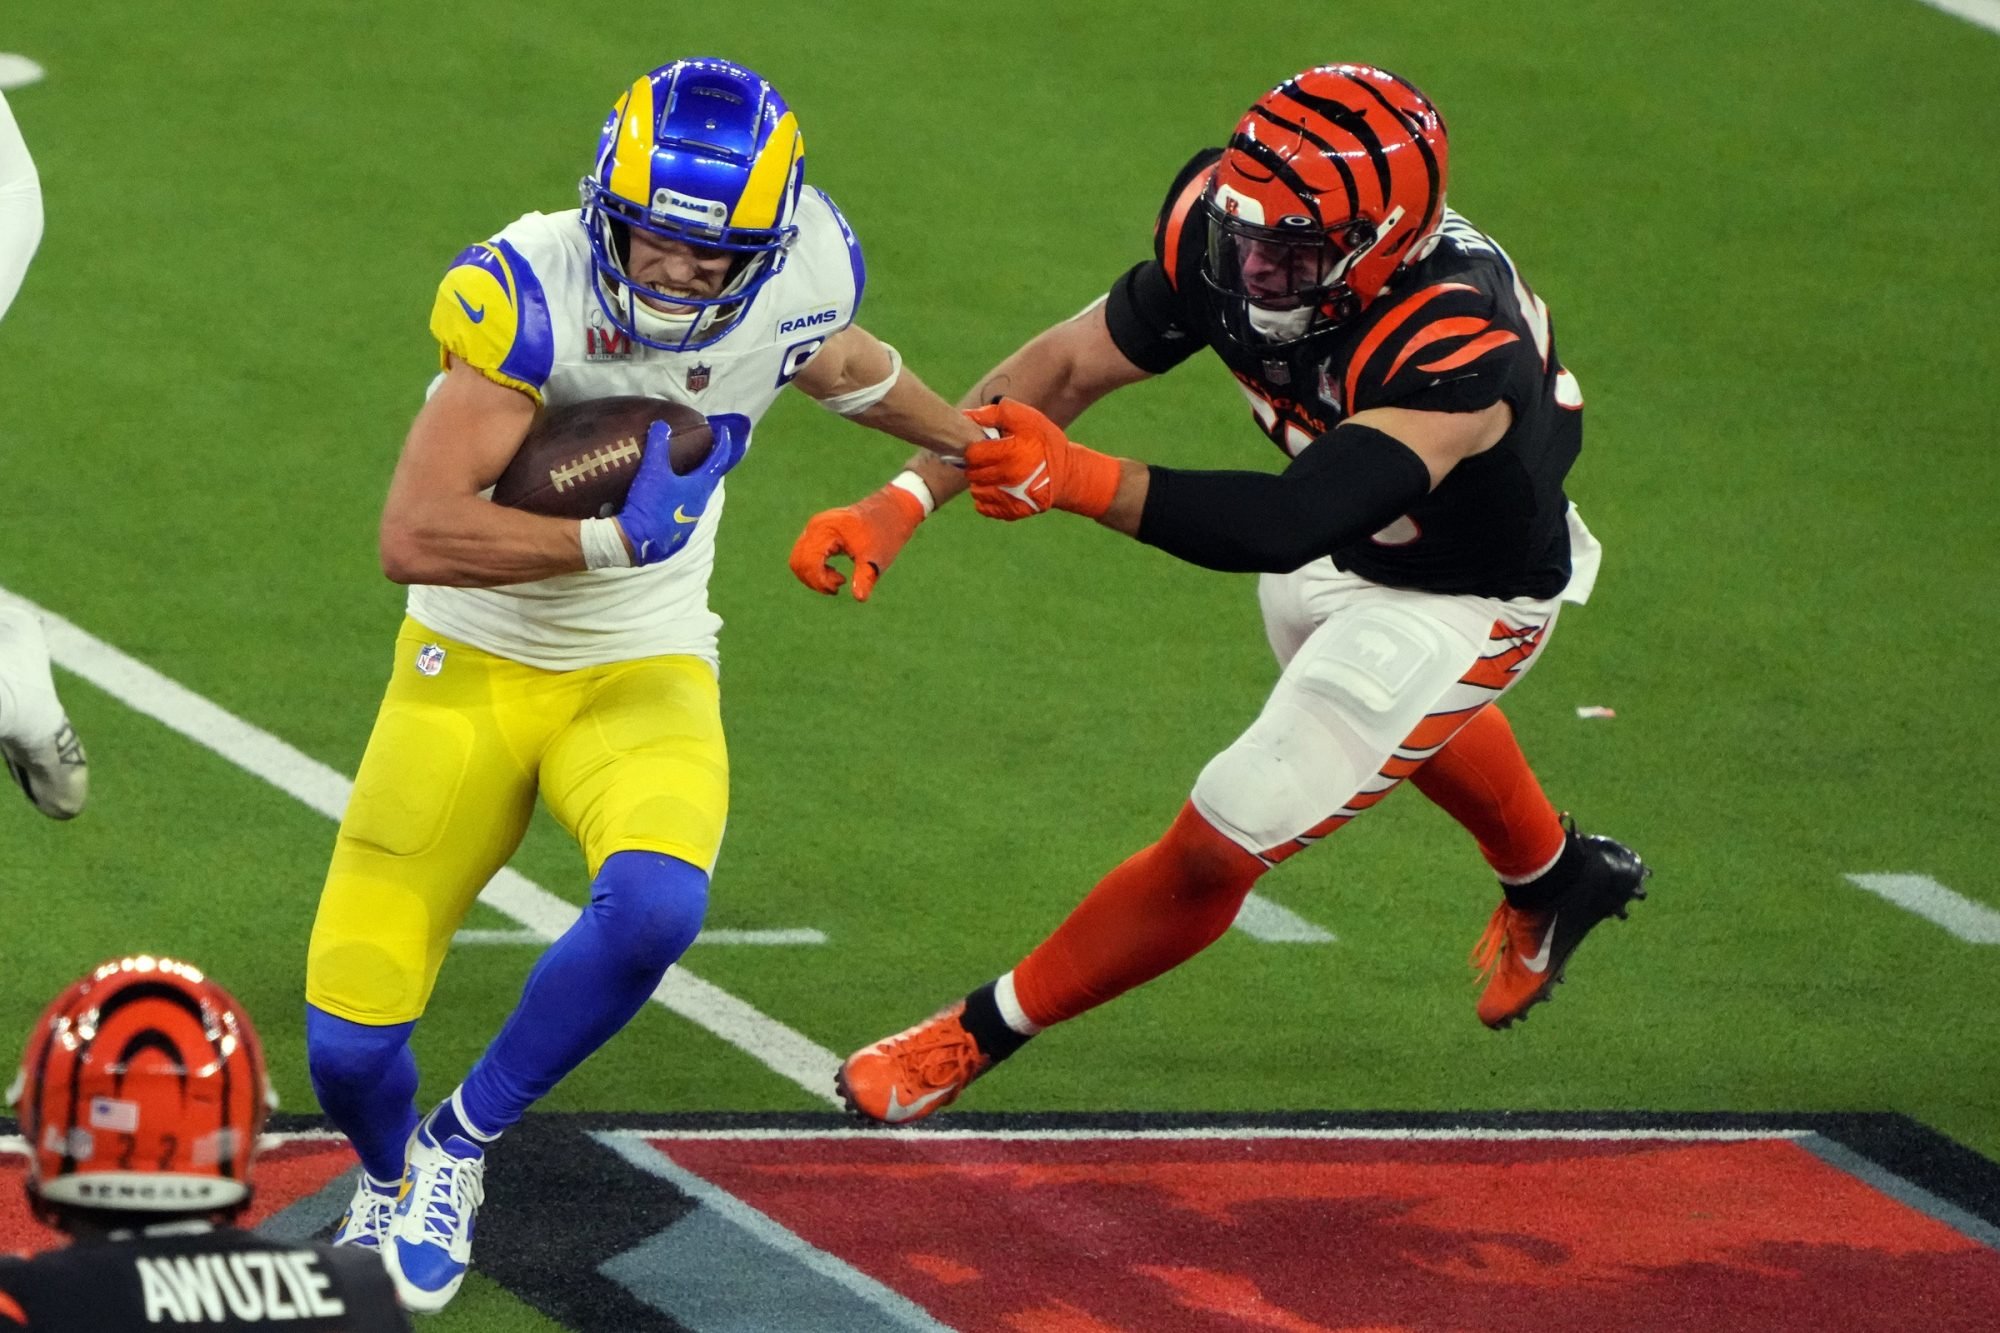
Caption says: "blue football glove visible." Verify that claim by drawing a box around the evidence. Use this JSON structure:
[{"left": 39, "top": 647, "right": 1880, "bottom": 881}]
[{"left": 615, "top": 412, "right": 750, "bottom": 565}]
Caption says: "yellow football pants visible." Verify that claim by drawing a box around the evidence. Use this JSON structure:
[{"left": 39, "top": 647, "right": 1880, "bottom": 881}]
[{"left": 305, "top": 618, "right": 727, "bottom": 1025}]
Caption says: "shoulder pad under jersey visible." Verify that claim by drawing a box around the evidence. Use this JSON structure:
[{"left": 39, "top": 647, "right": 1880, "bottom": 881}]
[
  {"left": 430, "top": 236, "right": 556, "bottom": 400},
  {"left": 1153, "top": 147, "right": 1223, "bottom": 291},
  {"left": 802, "top": 186, "right": 866, "bottom": 325},
  {"left": 1340, "top": 280, "right": 1524, "bottom": 415}
]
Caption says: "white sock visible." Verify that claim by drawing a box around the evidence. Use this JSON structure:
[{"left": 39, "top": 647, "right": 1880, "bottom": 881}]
[
  {"left": 1497, "top": 841, "right": 1566, "bottom": 887},
  {"left": 447, "top": 1087, "right": 499, "bottom": 1143},
  {"left": 0, "top": 608, "right": 63, "bottom": 744},
  {"left": 993, "top": 971, "right": 1043, "bottom": 1037}
]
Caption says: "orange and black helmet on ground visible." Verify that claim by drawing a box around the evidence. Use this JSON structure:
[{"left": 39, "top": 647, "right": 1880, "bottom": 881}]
[
  {"left": 5, "top": 956, "right": 273, "bottom": 1221},
  {"left": 1203, "top": 64, "right": 1450, "bottom": 347}
]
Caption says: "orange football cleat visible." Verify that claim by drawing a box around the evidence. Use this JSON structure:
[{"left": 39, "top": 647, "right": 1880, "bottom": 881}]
[
  {"left": 1472, "top": 825, "right": 1650, "bottom": 1030},
  {"left": 837, "top": 1002, "right": 993, "bottom": 1125}
]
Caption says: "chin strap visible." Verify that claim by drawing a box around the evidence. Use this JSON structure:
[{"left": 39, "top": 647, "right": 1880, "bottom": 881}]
[{"left": 1247, "top": 305, "right": 1314, "bottom": 341}]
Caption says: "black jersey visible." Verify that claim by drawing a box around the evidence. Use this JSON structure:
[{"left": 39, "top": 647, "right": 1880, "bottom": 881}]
[
  {"left": 0, "top": 1225, "right": 409, "bottom": 1332},
  {"left": 1104, "top": 148, "right": 1583, "bottom": 600}
]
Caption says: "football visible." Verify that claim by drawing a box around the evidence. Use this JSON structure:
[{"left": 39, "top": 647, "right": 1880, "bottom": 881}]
[{"left": 490, "top": 397, "right": 713, "bottom": 519}]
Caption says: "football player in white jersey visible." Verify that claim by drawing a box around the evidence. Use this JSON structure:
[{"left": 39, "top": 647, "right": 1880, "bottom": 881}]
[
  {"left": 0, "top": 88, "right": 89, "bottom": 822},
  {"left": 301, "top": 57, "right": 980, "bottom": 1312}
]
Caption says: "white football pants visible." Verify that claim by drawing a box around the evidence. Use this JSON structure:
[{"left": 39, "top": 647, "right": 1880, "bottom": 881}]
[{"left": 1190, "top": 506, "right": 1601, "bottom": 864}]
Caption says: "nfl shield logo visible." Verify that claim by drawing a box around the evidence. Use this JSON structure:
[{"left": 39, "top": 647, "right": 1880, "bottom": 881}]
[
  {"left": 686, "top": 362, "right": 711, "bottom": 393},
  {"left": 415, "top": 643, "right": 446, "bottom": 677}
]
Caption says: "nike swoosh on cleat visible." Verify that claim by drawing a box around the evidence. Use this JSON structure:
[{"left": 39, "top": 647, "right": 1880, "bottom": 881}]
[
  {"left": 1520, "top": 916, "right": 1558, "bottom": 974},
  {"left": 882, "top": 1086, "right": 953, "bottom": 1123},
  {"left": 454, "top": 292, "right": 486, "bottom": 323}
]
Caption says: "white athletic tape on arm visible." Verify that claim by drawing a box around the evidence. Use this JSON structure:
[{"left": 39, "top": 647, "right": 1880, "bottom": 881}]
[
  {"left": 888, "top": 470, "right": 936, "bottom": 515},
  {"left": 814, "top": 343, "right": 902, "bottom": 417},
  {"left": 580, "top": 517, "right": 634, "bottom": 569}
]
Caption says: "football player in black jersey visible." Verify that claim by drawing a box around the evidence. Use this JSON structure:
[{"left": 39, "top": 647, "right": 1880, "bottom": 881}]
[
  {"left": 0, "top": 957, "right": 408, "bottom": 1330},
  {"left": 803, "top": 65, "right": 1650, "bottom": 1124}
]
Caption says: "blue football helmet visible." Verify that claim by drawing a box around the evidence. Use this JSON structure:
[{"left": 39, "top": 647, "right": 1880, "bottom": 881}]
[{"left": 580, "top": 58, "right": 805, "bottom": 352}]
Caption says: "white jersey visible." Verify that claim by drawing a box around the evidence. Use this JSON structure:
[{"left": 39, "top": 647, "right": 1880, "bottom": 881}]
[
  {"left": 408, "top": 187, "right": 865, "bottom": 669},
  {"left": 0, "top": 91, "right": 44, "bottom": 321}
]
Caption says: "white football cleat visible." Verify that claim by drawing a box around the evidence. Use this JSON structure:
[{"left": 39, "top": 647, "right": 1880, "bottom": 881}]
[
  {"left": 328, "top": 1171, "right": 400, "bottom": 1251},
  {"left": 382, "top": 1114, "right": 486, "bottom": 1313},
  {"left": 0, "top": 606, "right": 87, "bottom": 820}
]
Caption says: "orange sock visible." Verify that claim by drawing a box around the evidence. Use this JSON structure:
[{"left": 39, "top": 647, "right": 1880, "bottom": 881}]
[
  {"left": 1411, "top": 705, "right": 1566, "bottom": 880},
  {"left": 1011, "top": 802, "right": 1266, "bottom": 1029}
]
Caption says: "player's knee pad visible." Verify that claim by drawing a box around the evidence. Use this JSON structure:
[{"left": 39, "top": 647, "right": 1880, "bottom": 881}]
[
  {"left": 590, "top": 850, "right": 709, "bottom": 976},
  {"left": 304, "top": 1005, "right": 414, "bottom": 1098}
]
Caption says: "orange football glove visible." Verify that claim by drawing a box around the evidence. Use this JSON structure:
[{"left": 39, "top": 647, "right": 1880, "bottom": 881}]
[
  {"left": 963, "top": 400, "right": 1122, "bottom": 521},
  {"left": 788, "top": 482, "right": 928, "bottom": 601}
]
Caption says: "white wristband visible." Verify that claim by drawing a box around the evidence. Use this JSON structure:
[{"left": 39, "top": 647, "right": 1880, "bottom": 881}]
[
  {"left": 887, "top": 470, "right": 936, "bottom": 516},
  {"left": 580, "top": 517, "right": 634, "bottom": 570},
  {"left": 813, "top": 343, "right": 902, "bottom": 417}
]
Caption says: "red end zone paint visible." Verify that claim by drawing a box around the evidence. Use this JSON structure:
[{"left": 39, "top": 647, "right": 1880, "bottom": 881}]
[
  {"left": 649, "top": 1133, "right": 2000, "bottom": 1333},
  {"left": 1, "top": 1137, "right": 356, "bottom": 1256}
]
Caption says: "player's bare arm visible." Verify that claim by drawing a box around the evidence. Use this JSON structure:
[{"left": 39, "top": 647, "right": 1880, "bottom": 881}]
[
  {"left": 784, "top": 321, "right": 983, "bottom": 600},
  {"left": 378, "top": 358, "right": 594, "bottom": 586},
  {"left": 788, "top": 300, "right": 1152, "bottom": 599},
  {"left": 966, "top": 398, "right": 1512, "bottom": 572},
  {"left": 791, "top": 322, "right": 984, "bottom": 455},
  {"left": 966, "top": 297, "right": 1155, "bottom": 425},
  {"left": 919, "top": 297, "right": 1159, "bottom": 503}
]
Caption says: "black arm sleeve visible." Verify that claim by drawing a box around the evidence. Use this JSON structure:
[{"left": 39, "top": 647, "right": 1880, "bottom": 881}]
[{"left": 1134, "top": 424, "right": 1432, "bottom": 574}]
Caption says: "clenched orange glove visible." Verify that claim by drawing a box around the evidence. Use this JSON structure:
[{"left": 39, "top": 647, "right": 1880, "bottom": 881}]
[
  {"left": 788, "top": 482, "right": 928, "bottom": 601},
  {"left": 964, "top": 399, "right": 1123, "bottom": 521}
]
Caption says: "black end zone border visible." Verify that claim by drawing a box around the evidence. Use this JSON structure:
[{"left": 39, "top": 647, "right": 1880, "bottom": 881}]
[
  {"left": 8, "top": 1108, "right": 1995, "bottom": 1227},
  {"left": 251, "top": 1106, "right": 2000, "bottom": 1232},
  {"left": 12, "top": 1108, "right": 1994, "bottom": 1333}
]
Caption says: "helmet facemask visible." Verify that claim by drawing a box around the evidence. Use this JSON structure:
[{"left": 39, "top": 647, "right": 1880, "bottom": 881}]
[
  {"left": 1202, "top": 200, "right": 1401, "bottom": 350},
  {"left": 580, "top": 179, "right": 795, "bottom": 352},
  {"left": 579, "top": 58, "right": 806, "bottom": 354},
  {"left": 1202, "top": 64, "right": 1451, "bottom": 353}
]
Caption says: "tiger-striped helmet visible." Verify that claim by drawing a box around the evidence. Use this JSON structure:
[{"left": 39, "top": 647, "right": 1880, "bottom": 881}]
[
  {"left": 1203, "top": 64, "right": 1449, "bottom": 347},
  {"left": 6, "top": 957, "right": 273, "bottom": 1221}
]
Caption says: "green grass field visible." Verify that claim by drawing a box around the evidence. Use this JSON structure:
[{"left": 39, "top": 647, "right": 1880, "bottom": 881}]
[{"left": 4, "top": 2, "right": 1998, "bottom": 1328}]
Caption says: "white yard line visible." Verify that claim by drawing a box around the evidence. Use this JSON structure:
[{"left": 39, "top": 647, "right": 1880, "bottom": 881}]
[
  {"left": 1843, "top": 873, "right": 2000, "bottom": 944},
  {"left": 2, "top": 1132, "right": 348, "bottom": 1155},
  {"left": 0, "top": 586, "right": 843, "bottom": 1105},
  {"left": 595, "top": 1133, "right": 954, "bottom": 1332},
  {"left": 1233, "top": 893, "right": 1336, "bottom": 943},
  {"left": 454, "top": 927, "right": 828, "bottom": 947},
  {"left": 601, "top": 1125, "right": 1810, "bottom": 1144},
  {"left": 1915, "top": 0, "right": 2000, "bottom": 36}
]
